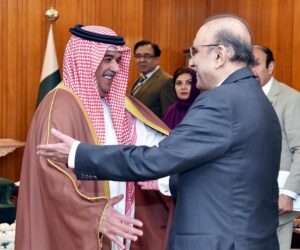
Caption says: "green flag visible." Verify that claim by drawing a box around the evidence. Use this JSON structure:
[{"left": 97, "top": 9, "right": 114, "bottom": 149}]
[{"left": 36, "top": 25, "right": 61, "bottom": 107}]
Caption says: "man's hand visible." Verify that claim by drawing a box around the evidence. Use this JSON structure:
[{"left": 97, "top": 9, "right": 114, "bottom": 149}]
[
  {"left": 278, "top": 194, "right": 293, "bottom": 215},
  {"left": 37, "top": 128, "right": 76, "bottom": 163},
  {"left": 137, "top": 180, "right": 159, "bottom": 191},
  {"left": 100, "top": 195, "right": 143, "bottom": 249}
]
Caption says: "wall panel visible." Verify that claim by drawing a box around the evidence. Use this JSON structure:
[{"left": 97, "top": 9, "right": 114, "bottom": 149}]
[
  {"left": 143, "top": 0, "right": 205, "bottom": 77},
  {"left": 1, "top": 0, "right": 300, "bottom": 181},
  {"left": 292, "top": 0, "right": 300, "bottom": 89}
]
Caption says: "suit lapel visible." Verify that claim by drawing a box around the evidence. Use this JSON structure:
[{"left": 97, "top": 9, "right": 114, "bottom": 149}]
[
  {"left": 267, "top": 79, "right": 280, "bottom": 105},
  {"left": 134, "top": 68, "right": 162, "bottom": 98}
]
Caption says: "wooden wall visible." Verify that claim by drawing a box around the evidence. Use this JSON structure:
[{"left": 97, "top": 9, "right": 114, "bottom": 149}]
[{"left": 1, "top": 0, "right": 299, "bottom": 181}]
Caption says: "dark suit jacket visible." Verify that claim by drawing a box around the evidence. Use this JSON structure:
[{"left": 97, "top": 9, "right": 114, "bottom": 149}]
[
  {"left": 75, "top": 68, "right": 282, "bottom": 250},
  {"left": 131, "top": 68, "right": 176, "bottom": 117}
]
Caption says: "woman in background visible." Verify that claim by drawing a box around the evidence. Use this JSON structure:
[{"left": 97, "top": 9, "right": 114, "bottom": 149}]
[
  {"left": 138, "top": 67, "right": 199, "bottom": 194},
  {"left": 162, "top": 67, "right": 199, "bottom": 129},
  {"left": 137, "top": 64, "right": 200, "bottom": 243}
]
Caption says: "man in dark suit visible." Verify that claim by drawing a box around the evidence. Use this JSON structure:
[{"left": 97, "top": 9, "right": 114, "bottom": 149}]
[
  {"left": 131, "top": 40, "right": 175, "bottom": 117},
  {"left": 252, "top": 45, "right": 300, "bottom": 250},
  {"left": 38, "top": 14, "right": 282, "bottom": 250}
]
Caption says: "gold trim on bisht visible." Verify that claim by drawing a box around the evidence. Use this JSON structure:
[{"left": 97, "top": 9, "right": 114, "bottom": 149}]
[{"left": 46, "top": 83, "right": 110, "bottom": 200}]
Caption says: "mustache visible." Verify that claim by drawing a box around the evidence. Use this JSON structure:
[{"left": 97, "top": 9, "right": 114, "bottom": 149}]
[{"left": 103, "top": 70, "right": 116, "bottom": 77}]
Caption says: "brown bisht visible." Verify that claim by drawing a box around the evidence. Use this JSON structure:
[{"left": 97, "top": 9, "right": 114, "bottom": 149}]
[
  {"left": 16, "top": 86, "right": 173, "bottom": 250},
  {"left": 16, "top": 86, "right": 110, "bottom": 250}
]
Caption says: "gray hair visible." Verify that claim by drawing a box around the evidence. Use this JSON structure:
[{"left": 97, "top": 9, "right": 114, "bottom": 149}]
[
  {"left": 211, "top": 29, "right": 255, "bottom": 67},
  {"left": 204, "top": 14, "right": 254, "bottom": 66}
]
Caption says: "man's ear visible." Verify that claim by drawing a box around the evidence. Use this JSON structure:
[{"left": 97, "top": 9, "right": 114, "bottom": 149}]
[
  {"left": 267, "top": 61, "right": 275, "bottom": 75},
  {"left": 215, "top": 45, "right": 227, "bottom": 67}
]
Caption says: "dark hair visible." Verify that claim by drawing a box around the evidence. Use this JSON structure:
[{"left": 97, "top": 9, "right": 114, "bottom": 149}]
[
  {"left": 213, "top": 29, "right": 255, "bottom": 67},
  {"left": 173, "top": 67, "right": 197, "bottom": 86},
  {"left": 172, "top": 67, "right": 199, "bottom": 102},
  {"left": 254, "top": 45, "right": 274, "bottom": 68},
  {"left": 133, "top": 40, "right": 161, "bottom": 57}
]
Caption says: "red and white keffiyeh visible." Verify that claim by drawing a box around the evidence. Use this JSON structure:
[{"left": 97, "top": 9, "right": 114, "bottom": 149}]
[{"left": 63, "top": 25, "right": 134, "bottom": 145}]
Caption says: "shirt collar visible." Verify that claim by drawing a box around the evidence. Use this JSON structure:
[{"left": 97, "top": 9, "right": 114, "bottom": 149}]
[
  {"left": 262, "top": 77, "right": 273, "bottom": 95},
  {"left": 141, "top": 65, "right": 160, "bottom": 80},
  {"left": 216, "top": 78, "right": 225, "bottom": 87}
]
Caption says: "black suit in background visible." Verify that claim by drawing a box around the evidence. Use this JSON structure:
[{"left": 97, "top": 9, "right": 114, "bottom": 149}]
[{"left": 75, "top": 68, "right": 282, "bottom": 250}]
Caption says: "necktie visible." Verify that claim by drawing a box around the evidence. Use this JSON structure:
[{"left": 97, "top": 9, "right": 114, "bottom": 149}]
[{"left": 131, "top": 75, "right": 147, "bottom": 96}]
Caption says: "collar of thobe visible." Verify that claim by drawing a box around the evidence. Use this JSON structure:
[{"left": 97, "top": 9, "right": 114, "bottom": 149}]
[
  {"left": 262, "top": 77, "right": 273, "bottom": 95},
  {"left": 100, "top": 98, "right": 135, "bottom": 250},
  {"left": 100, "top": 98, "right": 118, "bottom": 145}
]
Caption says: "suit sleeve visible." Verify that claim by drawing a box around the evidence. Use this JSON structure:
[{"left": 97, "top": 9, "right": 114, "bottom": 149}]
[
  {"left": 283, "top": 92, "right": 300, "bottom": 193},
  {"left": 75, "top": 91, "right": 233, "bottom": 181}
]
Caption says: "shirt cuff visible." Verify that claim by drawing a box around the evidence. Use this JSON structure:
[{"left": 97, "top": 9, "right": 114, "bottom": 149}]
[
  {"left": 280, "top": 189, "right": 298, "bottom": 200},
  {"left": 157, "top": 176, "right": 171, "bottom": 196},
  {"left": 68, "top": 141, "right": 81, "bottom": 169}
]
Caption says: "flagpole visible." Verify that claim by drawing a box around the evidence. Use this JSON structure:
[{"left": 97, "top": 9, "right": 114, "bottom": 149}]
[
  {"left": 36, "top": 7, "right": 61, "bottom": 107},
  {"left": 45, "top": 7, "right": 59, "bottom": 35},
  {"left": 45, "top": 7, "right": 59, "bottom": 23}
]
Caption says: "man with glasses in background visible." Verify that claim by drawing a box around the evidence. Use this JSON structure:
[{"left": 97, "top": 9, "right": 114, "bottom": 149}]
[
  {"left": 38, "top": 15, "right": 282, "bottom": 250},
  {"left": 131, "top": 40, "right": 175, "bottom": 118},
  {"left": 130, "top": 42, "right": 174, "bottom": 250}
]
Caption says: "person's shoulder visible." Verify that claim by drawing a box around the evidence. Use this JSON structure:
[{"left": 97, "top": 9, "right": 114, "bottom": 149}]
[
  {"left": 193, "top": 81, "right": 255, "bottom": 113},
  {"left": 218, "top": 72, "right": 261, "bottom": 100},
  {"left": 184, "top": 90, "right": 233, "bottom": 126},
  {"left": 33, "top": 84, "right": 82, "bottom": 125},
  {"left": 38, "top": 84, "right": 85, "bottom": 116},
  {"left": 192, "top": 88, "right": 230, "bottom": 111},
  {"left": 273, "top": 79, "right": 300, "bottom": 106},
  {"left": 275, "top": 79, "right": 299, "bottom": 95},
  {"left": 50, "top": 84, "right": 82, "bottom": 106},
  {"left": 155, "top": 67, "right": 172, "bottom": 80},
  {"left": 36, "top": 84, "right": 70, "bottom": 107}
]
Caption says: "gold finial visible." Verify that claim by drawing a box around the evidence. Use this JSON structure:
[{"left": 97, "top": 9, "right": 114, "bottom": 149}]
[{"left": 45, "top": 7, "right": 59, "bottom": 23}]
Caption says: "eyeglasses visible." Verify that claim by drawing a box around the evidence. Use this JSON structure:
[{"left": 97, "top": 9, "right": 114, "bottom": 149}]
[
  {"left": 189, "top": 44, "right": 221, "bottom": 58},
  {"left": 134, "top": 54, "right": 156, "bottom": 60}
]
